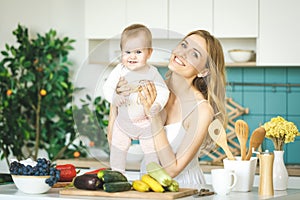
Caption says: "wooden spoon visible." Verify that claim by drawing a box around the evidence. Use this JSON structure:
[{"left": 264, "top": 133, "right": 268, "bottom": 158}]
[
  {"left": 235, "top": 119, "right": 249, "bottom": 160},
  {"left": 245, "top": 127, "right": 266, "bottom": 160},
  {"left": 208, "top": 119, "right": 235, "bottom": 160}
]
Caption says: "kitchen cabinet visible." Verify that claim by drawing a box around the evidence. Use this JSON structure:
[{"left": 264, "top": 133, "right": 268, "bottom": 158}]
[
  {"left": 213, "top": 0, "right": 258, "bottom": 38},
  {"left": 168, "top": 0, "right": 213, "bottom": 38},
  {"left": 257, "top": 0, "right": 300, "bottom": 66},
  {"left": 169, "top": 0, "right": 258, "bottom": 39},
  {"left": 85, "top": 0, "right": 258, "bottom": 39},
  {"left": 85, "top": 0, "right": 126, "bottom": 38},
  {"left": 85, "top": 0, "right": 168, "bottom": 39},
  {"left": 126, "top": 0, "right": 168, "bottom": 38}
]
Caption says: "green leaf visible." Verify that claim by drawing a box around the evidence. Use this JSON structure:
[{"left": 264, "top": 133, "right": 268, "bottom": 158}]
[
  {"left": 86, "top": 95, "right": 92, "bottom": 101},
  {"left": 60, "top": 81, "right": 68, "bottom": 89},
  {"left": 1, "top": 51, "right": 9, "bottom": 56},
  {"left": 21, "top": 72, "right": 36, "bottom": 82},
  {"left": 11, "top": 48, "right": 16, "bottom": 56},
  {"left": 5, "top": 44, "right": 10, "bottom": 51},
  {"left": 19, "top": 56, "right": 25, "bottom": 64},
  {"left": 23, "top": 61, "right": 31, "bottom": 68},
  {"left": 46, "top": 54, "right": 52, "bottom": 60},
  {"left": 24, "top": 130, "right": 31, "bottom": 140}
]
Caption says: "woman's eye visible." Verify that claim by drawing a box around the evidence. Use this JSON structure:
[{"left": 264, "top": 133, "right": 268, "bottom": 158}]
[
  {"left": 125, "top": 51, "right": 130, "bottom": 54},
  {"left": 192, "top": 51, "right": 199, "bottom": 59},
  {"left": 181, "top": 42, "right": 187, "bottom": 48},
  {"left": 136, "top": 50, "right": 142, "bottom": 54}
]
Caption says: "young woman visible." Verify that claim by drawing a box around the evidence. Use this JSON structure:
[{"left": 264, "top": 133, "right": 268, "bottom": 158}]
[{"left": 115, "top": 30, "right": 226, "bottom": 189}]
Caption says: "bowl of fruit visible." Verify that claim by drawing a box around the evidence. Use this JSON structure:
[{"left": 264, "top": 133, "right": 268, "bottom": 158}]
[
  {"left": 11, "top": 175, "right": 51, "bottom": 194},
  {"left": 9, "top": 158, "right": 60, "bottom": 194}
]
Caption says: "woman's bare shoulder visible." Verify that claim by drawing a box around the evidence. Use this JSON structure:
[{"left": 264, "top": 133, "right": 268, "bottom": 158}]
[{"left": 197, "top": 99, "right": 214, "bottom": 118}]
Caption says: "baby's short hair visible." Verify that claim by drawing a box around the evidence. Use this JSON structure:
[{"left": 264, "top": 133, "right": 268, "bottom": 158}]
[{"left": 120, "top": 24, "right": 152, "bottom": 50}]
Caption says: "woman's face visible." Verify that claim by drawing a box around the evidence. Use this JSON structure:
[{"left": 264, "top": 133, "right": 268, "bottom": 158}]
[{"left": 169, "top": 34, "right": 208, "bottom": 78}]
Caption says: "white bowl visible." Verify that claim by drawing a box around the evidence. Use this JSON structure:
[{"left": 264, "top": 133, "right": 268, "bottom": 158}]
[
  {"left": 228, "top": 49, "right": 254, "bottom": 63},
  {"left": 11, "top": 175, "right": 51, "bottom": 194}
]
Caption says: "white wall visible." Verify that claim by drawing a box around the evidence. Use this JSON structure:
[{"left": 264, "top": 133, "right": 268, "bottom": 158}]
[{"left": 0, "top": 0, "right": 86, "bottom": 76}]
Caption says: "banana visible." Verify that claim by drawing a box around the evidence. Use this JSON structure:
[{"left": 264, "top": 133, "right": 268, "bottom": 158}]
[{"left": 141, "top": 174, "right": 164, "bottom": 193}]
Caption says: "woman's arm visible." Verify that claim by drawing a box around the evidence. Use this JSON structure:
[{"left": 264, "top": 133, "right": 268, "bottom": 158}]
[
  {"left": 151, "top": 103, "right": 213, "bottom": 178},
  {"left": 139, "top": 82, "right": 214, "bottom": 178}
]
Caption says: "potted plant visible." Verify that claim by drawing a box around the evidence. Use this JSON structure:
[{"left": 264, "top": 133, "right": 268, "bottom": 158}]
[{"left": 0, "top": 24, "right": 93, "bottom": 165}]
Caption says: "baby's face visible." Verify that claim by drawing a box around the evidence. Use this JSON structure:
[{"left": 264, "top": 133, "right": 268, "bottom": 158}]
[{"left": 121, "top": 35, "right": 152, "bottom": 71}]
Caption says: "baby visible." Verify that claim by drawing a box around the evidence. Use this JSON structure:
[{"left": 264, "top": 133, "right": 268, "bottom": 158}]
[{"left": 103, "top": 24, "right": 169, "bottom": 173}]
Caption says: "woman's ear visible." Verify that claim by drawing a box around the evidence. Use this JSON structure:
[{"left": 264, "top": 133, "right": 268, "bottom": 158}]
[{"left": 197, "top": 69, "right": 210, "bottom": 77}]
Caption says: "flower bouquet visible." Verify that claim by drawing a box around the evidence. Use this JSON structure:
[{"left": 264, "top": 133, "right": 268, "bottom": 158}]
[{"left": 262, "top": 116, "right": 300, "bottom": 150}]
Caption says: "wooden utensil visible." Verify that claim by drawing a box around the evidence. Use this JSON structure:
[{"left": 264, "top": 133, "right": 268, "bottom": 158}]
[
  {"left": 208, "top": 119, "right": 235, "bottom": 160},
  {"left": 245, "top": 127, "right": 266, "bottom": 160},
  {"left": 235, "top": 119, "right": 249, "bottom": 160}
]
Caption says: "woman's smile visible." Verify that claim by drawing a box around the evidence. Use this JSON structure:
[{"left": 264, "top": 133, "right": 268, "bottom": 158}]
[{"left": 174, "top": 56, "right": 185, "bottom": 66}]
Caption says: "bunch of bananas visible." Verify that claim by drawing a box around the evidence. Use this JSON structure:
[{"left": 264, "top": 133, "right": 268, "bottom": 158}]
[{"left": 132, "top": 162, "right": 179, "bottom": 193}]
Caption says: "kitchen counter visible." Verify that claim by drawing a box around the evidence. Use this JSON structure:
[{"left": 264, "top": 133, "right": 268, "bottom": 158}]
[
  {"left": 56, "top": 158, "right": 300, "bottom": 177},
  {"left": 1, "top": 183, "right": 300, "bottom": 200}
]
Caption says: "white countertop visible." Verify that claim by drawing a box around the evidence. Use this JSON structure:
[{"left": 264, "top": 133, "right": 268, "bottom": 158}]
[
  {"left": 2, "top": 168, "right": 300, "bottom": 200},
  {"left": 1, "top": 183, "right": 300, "bottom": 200}
]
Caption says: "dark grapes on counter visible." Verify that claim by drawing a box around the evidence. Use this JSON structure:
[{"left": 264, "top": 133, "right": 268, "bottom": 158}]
[{"left": 9, "top": 158, "right": 61, "bottom": 187}]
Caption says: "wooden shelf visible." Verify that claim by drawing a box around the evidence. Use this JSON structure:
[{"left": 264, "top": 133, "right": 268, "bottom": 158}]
[{"left": 226, "top": 62, "right": 256, "bottom": 67}]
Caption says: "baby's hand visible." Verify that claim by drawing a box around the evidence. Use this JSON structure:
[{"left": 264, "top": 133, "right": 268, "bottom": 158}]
[
  {"left": 112, "top": 94, "right": 128, "bottom": 107},
  {"left": 149, "top": 102, "right": 161, "bottom": 117}
]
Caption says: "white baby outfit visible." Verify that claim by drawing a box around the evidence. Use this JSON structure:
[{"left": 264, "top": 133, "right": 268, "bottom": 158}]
[{"left": 103, "top": 63, "right": 169, "bottom": 173}]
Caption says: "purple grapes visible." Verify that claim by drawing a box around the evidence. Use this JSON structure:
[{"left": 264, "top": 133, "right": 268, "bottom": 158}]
[{"left": 9, "top": 158, "right": 60, "bottom": 187}]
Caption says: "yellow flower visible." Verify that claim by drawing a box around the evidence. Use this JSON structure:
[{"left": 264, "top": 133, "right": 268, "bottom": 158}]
[{"left": 262, "top": 116, "right": 300, "bottom": 150}]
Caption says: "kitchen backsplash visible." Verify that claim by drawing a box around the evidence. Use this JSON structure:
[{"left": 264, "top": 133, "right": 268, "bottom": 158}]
[{"left": 158, "top": 66, "right": 300, "bottom": 164}]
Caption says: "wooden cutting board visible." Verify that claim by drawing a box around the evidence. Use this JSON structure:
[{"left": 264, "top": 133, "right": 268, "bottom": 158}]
[
  {"left": 53, "top": 182, "right": 72, "bottom": 188},
  {"left": 59, "top": 187, "right": 198, "bottom": 199}
]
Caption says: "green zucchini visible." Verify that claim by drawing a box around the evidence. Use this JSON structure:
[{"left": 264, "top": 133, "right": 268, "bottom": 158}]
[
  {"left": 103, "top": 181, "right": 132, "bottom": 192},
  {"left": 97, "top": 170, "right": 127, "bottom": 182}
]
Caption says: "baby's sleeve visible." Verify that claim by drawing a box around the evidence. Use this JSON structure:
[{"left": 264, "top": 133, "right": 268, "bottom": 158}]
[{"left": 102, "top": 64, "right": 122, "bottom": 104}]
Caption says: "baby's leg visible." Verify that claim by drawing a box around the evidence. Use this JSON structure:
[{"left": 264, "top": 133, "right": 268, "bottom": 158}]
[
  {"left": 139, "top": 129, "right": 159, "bottom": 169},
  {"left": 110, "top": 125, "right": 131, "bottom": 174}
]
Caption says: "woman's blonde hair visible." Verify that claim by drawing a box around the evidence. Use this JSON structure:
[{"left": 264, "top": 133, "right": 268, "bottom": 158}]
[{"left": 184, "top": 30, "right": 227, "bottom": 126}]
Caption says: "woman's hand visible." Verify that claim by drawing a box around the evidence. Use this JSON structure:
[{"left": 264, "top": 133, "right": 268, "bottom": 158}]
[{"left": 138, "top": 81, "right": 157, "bottom": 116}]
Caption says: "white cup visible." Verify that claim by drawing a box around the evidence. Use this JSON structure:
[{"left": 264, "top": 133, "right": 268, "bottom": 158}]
[{"left": 211, "top": 169, "right": 237, "bottom": 195}]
